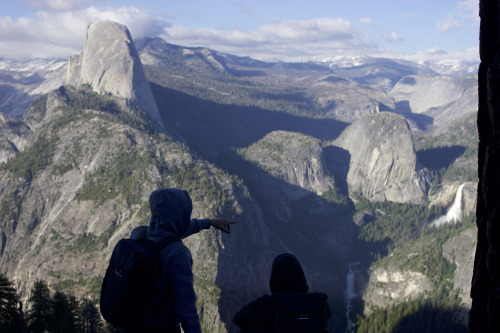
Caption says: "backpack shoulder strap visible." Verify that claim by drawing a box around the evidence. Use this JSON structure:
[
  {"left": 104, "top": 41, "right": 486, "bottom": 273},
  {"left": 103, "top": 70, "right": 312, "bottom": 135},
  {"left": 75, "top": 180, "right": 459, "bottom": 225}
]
[{"left": 272, "top": 292, "right": 327, "bottom": 313}]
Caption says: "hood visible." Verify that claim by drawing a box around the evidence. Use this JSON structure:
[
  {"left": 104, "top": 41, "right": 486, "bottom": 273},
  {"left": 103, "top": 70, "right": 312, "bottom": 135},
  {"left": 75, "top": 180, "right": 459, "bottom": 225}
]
[
  {"left": 146, "top": 188, "right": 193, "bottom": 245},
  {"left": 269, "top": 253, "right": 309, "bottom": 293},
  {"left": 130, "top": 225, "right": 148, "bottom": 240}
]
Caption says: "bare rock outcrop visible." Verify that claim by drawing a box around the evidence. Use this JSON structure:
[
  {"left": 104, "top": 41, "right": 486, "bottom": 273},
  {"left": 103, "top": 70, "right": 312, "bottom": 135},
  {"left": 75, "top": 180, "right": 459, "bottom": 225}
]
[
  {"left": 0, "top": 112, "right": 31, "bottom": 162},
  {"left": 391, "top": 75, "right": 475, "bottom": 115},
  {"left": 443, "top": 227, "right": 476, "bottom": 308},
  {"left": 66, "top": 21, "right": 164, "bottom": 131},
  {"left": 239, "top": 130, "right": 335, "bottom": 198},
  {"left": 333, "top": 112, "right": 429, "bottom": 203},
  {"left": 0, "top": 87, "right": 261, "bottom": 333},
  {"left": 363, "top": 265, "right": 434, "bottom": 313},
  {"left": 309, "top": 75, "right": 395, "bottom": 123},
  {"left": 391, "top": 74, "right": 477, "bottom": 133}
]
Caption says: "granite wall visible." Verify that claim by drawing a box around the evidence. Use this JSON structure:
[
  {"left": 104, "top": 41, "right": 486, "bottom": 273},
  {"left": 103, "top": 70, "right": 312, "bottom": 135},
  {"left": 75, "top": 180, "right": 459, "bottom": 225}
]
[{"left": 469, "top": 0, "right": 500, "bottom": 331}]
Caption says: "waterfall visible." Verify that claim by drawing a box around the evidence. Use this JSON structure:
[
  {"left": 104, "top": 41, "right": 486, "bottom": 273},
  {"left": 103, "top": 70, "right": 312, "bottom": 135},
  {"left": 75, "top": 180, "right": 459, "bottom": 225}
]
[
  {"left": 430, "top": 183, "right": 465, "bottom": 227},
  {"left": 344, "top": 262, "right": 360, "bottom": 332}
]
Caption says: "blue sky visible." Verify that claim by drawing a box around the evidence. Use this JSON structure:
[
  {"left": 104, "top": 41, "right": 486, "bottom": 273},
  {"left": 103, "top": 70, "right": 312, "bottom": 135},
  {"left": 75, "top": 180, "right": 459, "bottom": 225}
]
[{"left": 1, "top": 0, "right": 479, "bottom": 62}]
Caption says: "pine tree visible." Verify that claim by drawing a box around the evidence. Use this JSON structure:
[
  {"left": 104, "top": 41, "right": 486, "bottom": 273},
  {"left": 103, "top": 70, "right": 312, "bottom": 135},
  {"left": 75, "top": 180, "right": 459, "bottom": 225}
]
[
  {"left": 26, "top": 280, "right": 52, "bottom": 333},
  {"left": 49, "top": 291, "right": 77, "bottom": 332},
  {"left": 68, "top": 294, "right": 82, "bottom": 332},
  {"left": 0, "top": 273, "right": 20, "bottom": 333},
  {"left": 80, "top": 298, "right": 103, "bottom": 333}
]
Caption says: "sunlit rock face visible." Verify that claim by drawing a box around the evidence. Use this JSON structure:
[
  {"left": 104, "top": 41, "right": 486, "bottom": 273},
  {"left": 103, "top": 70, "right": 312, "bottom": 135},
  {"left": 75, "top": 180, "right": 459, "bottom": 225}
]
[
  {"left": 443, "top": 228, "right": 476, "bottom": 308},
  {"left": 66, "top": 21, "right": 164, "bottom": 131},
  {"left": 363, "top": 265, "right": 434, "bottom": 313},
  {"left": 391, "top": 75, "right": 477, "bottom": 133},
  {"left": 239, "top": 130, "right": 335, "bottom": 198},
  {"left": 333, "top": 112, "right": 430, "bottom": 204},
  {"left": 0, "top": 112, "right": 31, "bottom": 163}
]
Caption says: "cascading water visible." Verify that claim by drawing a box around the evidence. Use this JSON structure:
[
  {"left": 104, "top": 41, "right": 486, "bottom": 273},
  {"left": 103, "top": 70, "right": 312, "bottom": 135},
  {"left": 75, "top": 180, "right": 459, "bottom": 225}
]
[
  {"left": 344, "top": 262, "right": 360, "bottom": 332},
  {"left": 430, "top": 183, "right": 465, "bottom": 227}
]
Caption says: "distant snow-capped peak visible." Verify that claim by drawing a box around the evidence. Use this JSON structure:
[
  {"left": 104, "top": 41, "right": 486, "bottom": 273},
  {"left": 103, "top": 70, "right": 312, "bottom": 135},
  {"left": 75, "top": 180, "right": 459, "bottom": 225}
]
[
  {"left": 0, "top": 58, "right": 66, "bottom": 73},
  {"left": 421, "top": 59, "right": 478, "bottom": 76},
  {"left": 310, "top": 55, "right": 370, "bottom": 68},
  {"left": 308, "top": 54, "right": 478, "bottom": 76}
]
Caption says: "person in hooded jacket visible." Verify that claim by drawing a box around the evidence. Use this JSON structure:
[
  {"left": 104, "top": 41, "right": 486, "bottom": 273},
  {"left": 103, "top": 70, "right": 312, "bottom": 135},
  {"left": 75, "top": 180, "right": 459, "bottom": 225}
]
[
  {"left": 232, "top": 253, "right": 331, "bottom": 333},
  {"left": 144, "top": 188, "right": 236, "bottom": 333}
]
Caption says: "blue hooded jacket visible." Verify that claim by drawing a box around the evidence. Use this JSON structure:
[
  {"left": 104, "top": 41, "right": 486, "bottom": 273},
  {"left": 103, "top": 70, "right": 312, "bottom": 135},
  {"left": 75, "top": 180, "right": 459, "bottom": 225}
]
[{"left": 146, "top": 188, "right": 210, "bottom": 333}]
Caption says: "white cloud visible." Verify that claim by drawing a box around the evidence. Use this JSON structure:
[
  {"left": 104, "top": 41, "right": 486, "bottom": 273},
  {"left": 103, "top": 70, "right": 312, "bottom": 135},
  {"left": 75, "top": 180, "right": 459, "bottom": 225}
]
[
  {"left": 437, "top": 14, "right": 462, "bottom": 32},
  {"left": 0, "top": 6, "right": 168, "bottom": 59},
  {"left": 457, "top": 0, "right": 480, "bottom": 25},
  {"left": 161, "top": 17, "right": 382, "bottom": 61},
  {"left": 400, "top": 47, "right": 479, "bottom": 63},
  {"left": 21, "top": 0, "right": 103, "bottom": 11},
  {"left": 359, "top": 17, "right": 372, "bottom": 26},
  {"left": 0, "top": 40, "right": 79, "bottom": 59},
  {"left": 437, "top": 0, "right": 479, "bottom": 32},
  {"left": 259, "top": 18, "right": 354, "bottom": 41},
  {"left": 381, "top": 32, "right": 404, "bottom": 43},
  {"left": 359, "top": 17, "right": 381, "bottom": 30},
  {"left": 0, "top": 5, "right": 477, "bottom": 63}
]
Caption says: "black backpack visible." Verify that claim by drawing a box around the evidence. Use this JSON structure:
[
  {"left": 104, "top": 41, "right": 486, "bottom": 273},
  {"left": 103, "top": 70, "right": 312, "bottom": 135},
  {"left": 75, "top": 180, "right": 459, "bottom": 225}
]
[
  {"left": 272, "top": 292, "right": 328, "bottom": 333},
  {"left": 100, "top": 237, "right": 177, "bottom": 332}
]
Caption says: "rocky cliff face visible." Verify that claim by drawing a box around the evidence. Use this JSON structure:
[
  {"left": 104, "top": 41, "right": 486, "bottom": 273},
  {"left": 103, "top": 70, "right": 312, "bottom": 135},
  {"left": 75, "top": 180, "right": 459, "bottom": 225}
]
[
  {"left": 2, "top": 30, "right": 273, "bottom": 327},
  {"left": 443, "top": 227, "right": 476, "bottom": 308},
  {"left": 307, "top": 74, "right": 395, "bottom": 123},
  {"left": 0, "top": 59, "right": 66, "bottom": 117},
  {"left": 238, "top": 131, "right": 335, "bottom": 198},
  {"left": 391, "top": 75, "right": 477, "bottom": 133},
  {"left": 391, "top": 75, "right": 475, "bottom": 115},
  {"left": 332, "top": 112, "right": 431, "bottom": 203},
  {"left": 0, "top": 88, "right": 352, "bottom": 333},
  {"left": 66, "top": 21, "right": 164, "bottom": 131},
  {"left": 361, "top": 221, "right": 475, "bottom": 316},
  {"left": 0, "top": 112, "right": 31, "bottom": 163},
  {"left": 0, "top": 23, "right": 354, "bottom": 333},
  {"left": 363, "top": 265, "right": 434, "bottom": 313},
  {"left": 0, "top": 86, "right": 264, "bottom": 332},
  {"left": 0, "top": 20, "right": 482, "bottom": 332}
]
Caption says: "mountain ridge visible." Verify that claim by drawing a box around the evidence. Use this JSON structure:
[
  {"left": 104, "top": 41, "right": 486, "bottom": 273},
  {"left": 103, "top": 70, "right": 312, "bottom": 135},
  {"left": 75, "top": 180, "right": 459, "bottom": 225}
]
[{"left": 0, "top": 21, "right": 479, "bottom": 332}]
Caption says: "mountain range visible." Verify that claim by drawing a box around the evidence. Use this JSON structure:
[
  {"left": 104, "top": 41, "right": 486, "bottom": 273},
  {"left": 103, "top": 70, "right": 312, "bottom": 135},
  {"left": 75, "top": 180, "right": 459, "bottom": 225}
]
[{"left": 0, "top": 21, "right": 479, "bottom": 332}]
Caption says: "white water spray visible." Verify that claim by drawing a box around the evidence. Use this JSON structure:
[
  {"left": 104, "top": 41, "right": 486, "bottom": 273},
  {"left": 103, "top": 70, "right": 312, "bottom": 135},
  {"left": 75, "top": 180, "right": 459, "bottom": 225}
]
[
  {"left": 430, "top": 183, "right": 465, "bottom": 227},
  {"left": 344, "top": 262, "right": 360, "bottom": 332}
]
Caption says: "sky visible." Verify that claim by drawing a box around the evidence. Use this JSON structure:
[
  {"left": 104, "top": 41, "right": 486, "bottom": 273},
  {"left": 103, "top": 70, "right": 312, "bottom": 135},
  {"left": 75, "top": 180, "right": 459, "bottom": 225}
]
[{"left": 0, "top": 0, "right": 480, "bottom": 63}]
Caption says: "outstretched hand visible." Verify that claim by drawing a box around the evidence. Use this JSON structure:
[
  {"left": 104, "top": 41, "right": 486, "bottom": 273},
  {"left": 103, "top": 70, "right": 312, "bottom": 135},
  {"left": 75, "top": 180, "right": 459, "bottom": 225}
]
[{"left": 210, "top": 219, "right": 237, "bottom": 234}]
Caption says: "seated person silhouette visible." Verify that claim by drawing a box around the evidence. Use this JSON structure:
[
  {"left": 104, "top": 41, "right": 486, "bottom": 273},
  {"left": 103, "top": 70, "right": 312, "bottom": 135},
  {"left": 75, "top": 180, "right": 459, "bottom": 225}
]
[{"left": 233, "top": 253, "right": 331, "bottom": 332}]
